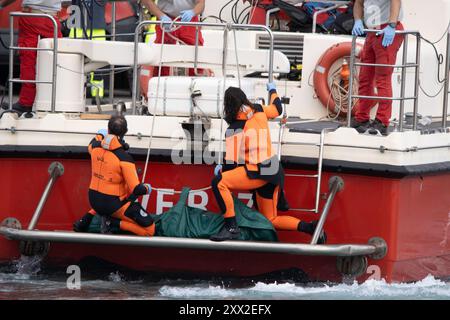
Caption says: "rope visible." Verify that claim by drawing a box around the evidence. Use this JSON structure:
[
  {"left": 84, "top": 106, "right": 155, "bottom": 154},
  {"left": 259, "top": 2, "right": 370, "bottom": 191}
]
[
  {"left": 141, "top": 26, "right": 166, "bottom": 184},
  {"left": 152, "top": 185, "right": 212, "bottom": 194},
  {"left": 323, "top": 68, "right": 359, "bottom": 120},
  {"left": 218, "top": 24, "right": 232, "bottom": 166},
  {"left": 232, "top": 29, "right": 241, "bottom": 88}
]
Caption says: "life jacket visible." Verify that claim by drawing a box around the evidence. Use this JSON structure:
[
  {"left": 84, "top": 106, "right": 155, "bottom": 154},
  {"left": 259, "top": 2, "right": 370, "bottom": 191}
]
[
  {"left": 104, "top": 1, "right": 138, "bottom": 24},
  {"left": 224, "top": 90, "right": 282, "bottom": 176},
  {"left": 88, "top": 133, "right": 140, "bottom": 200}
]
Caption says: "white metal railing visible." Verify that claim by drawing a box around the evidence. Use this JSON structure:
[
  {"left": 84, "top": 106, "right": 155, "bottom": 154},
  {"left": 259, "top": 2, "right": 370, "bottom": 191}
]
[
  {"left": 131, "top": 20, "right": 276, "bottom": 114},
  {"left": 347, "top": 29, "right": 421, "bottom": 131},
  {"left": 443, "top": 26, "right": 450, "bottom": 128},
  {"left": 8, "top": 12, "right": 59, "bottom": 112}
]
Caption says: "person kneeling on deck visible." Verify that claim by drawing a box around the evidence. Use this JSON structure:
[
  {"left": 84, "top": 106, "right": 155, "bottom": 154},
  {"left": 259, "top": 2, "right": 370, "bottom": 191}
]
[
  {"left": 73, "top": 115, "right": 155, "bottom": 236},
  {"left": 210, "top": 84, "right": 327, "bottom": 243}
]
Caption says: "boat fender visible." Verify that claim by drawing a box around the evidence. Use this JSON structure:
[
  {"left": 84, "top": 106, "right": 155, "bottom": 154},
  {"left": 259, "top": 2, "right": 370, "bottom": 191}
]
[
  {"left": 336, "top": 255, "right": 368, "bottom": 277},
  {"left": 19, "top": 240, "right": 50, "bottom": 257},
  {"left": 313, "top": 42, "right": 362, "bottom": 117}
]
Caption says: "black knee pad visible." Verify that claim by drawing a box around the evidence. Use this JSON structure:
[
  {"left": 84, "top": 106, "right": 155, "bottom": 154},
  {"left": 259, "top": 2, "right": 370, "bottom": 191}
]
[
  {"left": 124, "top": 202, "right": 154, "bottom": 227},
  {"left": 256, "top": 183, "right": 276, "bottom": 199}
]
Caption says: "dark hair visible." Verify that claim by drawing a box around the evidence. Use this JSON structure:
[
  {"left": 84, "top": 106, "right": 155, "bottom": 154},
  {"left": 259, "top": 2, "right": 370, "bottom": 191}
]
[
  {"left": 108, "top": 115, "right": 128, "bottom": 138},
  {"left": 223, "top": 87, "right": 253, "bottom": 124}
]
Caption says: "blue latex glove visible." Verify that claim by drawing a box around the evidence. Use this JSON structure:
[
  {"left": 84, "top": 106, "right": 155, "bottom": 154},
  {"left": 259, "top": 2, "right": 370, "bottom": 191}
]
[
  {"left": 377, "top": 25, "right": 396, "bottom": 47},
  {"left": 180, "top": 9, "right": 195, "bottom": 22},
  {"left": 97, "top": 129, "right": 108, "bottom": 137},
  {"left": 352, "top": 19, "right": 365, "bottom": 36},
  {"left": 266, "top": 82, "right": 276, "bottom": 92},
  {"left": 143, "top": 183, "right": 152, "bottom": 195},
  {"left": 160, "top": 15, "right": 172, "bottom": 31},
  {"left": 214, "top": 164, "right": 222, "bottom": 177}
]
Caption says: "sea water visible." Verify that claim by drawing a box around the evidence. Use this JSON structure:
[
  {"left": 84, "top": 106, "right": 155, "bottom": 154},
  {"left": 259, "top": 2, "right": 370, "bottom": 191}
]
[{"left": 0, "top": 257, "right": 449, "bottom": 300}]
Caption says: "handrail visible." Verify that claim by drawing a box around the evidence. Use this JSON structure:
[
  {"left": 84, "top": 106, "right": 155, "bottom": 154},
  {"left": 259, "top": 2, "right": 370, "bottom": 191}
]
[
  {"left": 311, "top": 176, "right": 344, "bottom": 244},
  {"left": 27, "top": 162, "right": 64, "bottom": 230},
  {"left": 9, "top": 12, "right": 58, "bottom": 113},
  {"left": 109, "top": 2, "right": 116, "bottom": 105},
  {"left": 442, "top": 26, "right": 450, "bottom": 128},
  {"left": 0, "top": 227, "right": 383, "bottom": 257},
  {"left": 265, "top": 7, "right": 280, "bottom": 28},
  {"left": 131, "top": 20, "right": 275, "bottom": 114},
  {"left": 312, "top": 2, "right": 350, "bottom": 34},
  {"left": 347, "top": 29, "right": 421, "bottom": 131}
]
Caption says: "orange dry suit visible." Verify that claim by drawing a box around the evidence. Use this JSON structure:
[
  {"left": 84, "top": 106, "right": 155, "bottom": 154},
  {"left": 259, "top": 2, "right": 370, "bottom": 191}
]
[
  {"left": 212, "top": 89, "right": 301, "bottom": 231},
  {"left": 88, "top": 133, "right": 155, "bottom": 236}
]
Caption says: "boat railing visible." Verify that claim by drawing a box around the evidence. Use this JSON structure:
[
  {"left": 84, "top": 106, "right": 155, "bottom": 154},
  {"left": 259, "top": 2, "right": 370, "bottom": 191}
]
[
  {"left": 347, "top": 29, "right": 421, "bottom": 132},
  {"left": 265, "top": 0, "right": 352, "bottom": 34},
  {"left": 131, "top": 20, "right": 276, "bottom": 115},
  {"left": 442, "top": 25, "right": 450, "bottom": 128},
  {"left": 8, "top": 12, "right": 59, "bottom": 113}
]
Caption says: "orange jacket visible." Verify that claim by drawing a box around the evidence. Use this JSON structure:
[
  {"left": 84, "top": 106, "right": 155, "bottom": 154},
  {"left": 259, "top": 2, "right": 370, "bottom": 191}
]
[
  {"left": 224, "top": 90, "right": 282, "bottom": 172},
  {"left": 88, "top": 134, "right": 148, "bottom": 200}
]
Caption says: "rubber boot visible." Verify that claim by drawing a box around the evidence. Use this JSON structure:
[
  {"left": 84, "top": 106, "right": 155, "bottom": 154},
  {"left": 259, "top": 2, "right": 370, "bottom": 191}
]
[
  {"left": 73, "top": 212, "right": 95, "bottom": 232},
  {"left": 210, "top": 217, "right": 241, "bottom": 242},
  {"left": 298, "top": 220, "right": 327, "bottom": 244}
]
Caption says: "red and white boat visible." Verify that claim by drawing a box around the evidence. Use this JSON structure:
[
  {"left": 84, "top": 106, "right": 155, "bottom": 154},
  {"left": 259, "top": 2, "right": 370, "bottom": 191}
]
[{"left": 0, "top": 0, "right": 449, "bottom": 283}]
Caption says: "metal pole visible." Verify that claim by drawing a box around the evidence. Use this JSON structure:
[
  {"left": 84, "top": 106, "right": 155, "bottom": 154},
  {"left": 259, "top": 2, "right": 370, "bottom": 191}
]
[
  {"left": 109, "top": 2, "right": 116, "bottom": 105},
  {"left": 50, "top": 15, "right": 58, "bottom": 113},
  {"left": 442, "top": 28, "right": 450, "bottom": 128},
  {"left": 311, "top": 176, "right": 344, "bottom": 245},
  {"left": 27, "top": 162, "right": 64, "bottom": 230},
  {"left": 0, "top": 228, "right": 381, "bottom": 257},
  {"left": 8, "top": 14, "right": 14, "bottom": 110},
  {"left": 412, "top": 34, "right": 421, "bottom": 131},
  {"left": 398, "top": 35, "right": 409, "bottom": 132},
  {"left": 218, "top": 26, "right": 230, "bottom": 166},
  {"left": 131, "top": 23, "right": 143, "bottom": 114},
  {"left": 347, "top": 35, "right": 357, "bottom": 127},
  {"left": 265, "top": 7, "right": 280, "bottom": 27},
  {"left": 312, "top": 4, "right": 341, "bottom": 34},
  {"left": 314, "top": 128, "right": 329, "bottom": 213},
  {"left": 194, "top": 26, "right": 200, "bottom": 75}
]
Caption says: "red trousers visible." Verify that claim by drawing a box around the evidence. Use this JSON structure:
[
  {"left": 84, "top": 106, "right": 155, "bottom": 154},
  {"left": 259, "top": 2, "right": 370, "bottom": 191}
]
[
  {"left": 18, "top": 16, "right": 62, "bottom": 107},
  {"left": 355, "top": 23, "right": 404, "bottom": 126},
  {"left": 153, "top": 16, "right": 204, "bottom": 77}
]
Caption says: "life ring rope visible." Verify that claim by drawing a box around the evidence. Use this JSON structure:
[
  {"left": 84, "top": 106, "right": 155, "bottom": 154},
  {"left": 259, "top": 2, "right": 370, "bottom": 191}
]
[{"left": 313, "top": 42, "right": 362, "bottom": 118}]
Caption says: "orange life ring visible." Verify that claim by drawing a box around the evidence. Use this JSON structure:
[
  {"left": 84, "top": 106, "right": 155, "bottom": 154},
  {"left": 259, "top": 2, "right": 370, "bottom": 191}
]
[{"left": 313, "top": 42, "right": 362, "bottom": 117}]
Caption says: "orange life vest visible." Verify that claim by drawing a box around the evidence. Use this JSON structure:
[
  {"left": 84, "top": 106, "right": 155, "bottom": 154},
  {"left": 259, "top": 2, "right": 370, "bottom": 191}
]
[{"left": 88, "top": 134, "right": 141, "bottom": 200}]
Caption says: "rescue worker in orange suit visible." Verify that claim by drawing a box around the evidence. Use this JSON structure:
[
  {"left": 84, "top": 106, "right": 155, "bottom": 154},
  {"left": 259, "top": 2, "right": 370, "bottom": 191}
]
[
  {"left": 210, "top": 84, "right": 327, "bottom": 242},
  {"left": 350, "top": 0, "right": 404, "bottom": 135},
  {"left": 73, "top": 115, "right": 155, "bottom": 236},
  {"left": 0, "top": 0, "right": 63, "bottom": 117},
  {"left": 140, "top": 0, "right": 205, "bottom": 76}
]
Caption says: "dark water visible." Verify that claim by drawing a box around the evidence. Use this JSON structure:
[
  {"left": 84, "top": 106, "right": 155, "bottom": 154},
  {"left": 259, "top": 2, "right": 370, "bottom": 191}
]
[{"left": 0, "top": 256, "right": 449, "bottom": 300}]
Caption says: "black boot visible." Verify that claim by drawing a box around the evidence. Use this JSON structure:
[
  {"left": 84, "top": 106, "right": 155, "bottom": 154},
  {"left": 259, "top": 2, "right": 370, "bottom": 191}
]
[
  {"left": 73, "top": 212, "right": 95, "bottom": 232},
  {"left": 350, "top": 118, "right": 371, "bottom": 133},
  {"left": 369, "top": 118, "right": 389, "bottom": 136},
  {"left": 298, "top": 220, "right": 327, "bottom": 244},
  {"left": 210, "top": 217, "right": 241, "bottom": 242},
  {"left": 1, "top": 102, "right": 33, "bottom": 117}
]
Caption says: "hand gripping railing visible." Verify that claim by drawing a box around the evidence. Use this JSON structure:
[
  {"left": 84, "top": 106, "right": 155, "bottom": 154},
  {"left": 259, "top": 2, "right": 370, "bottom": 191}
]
[
  {"left": 347, "top": 29, "right": 421, "bottom": 131},
  {"left": 8, "top": 12, "right": 59, "bottom": 113},
  {"left": 131, "top": 20, "right": 275, "bottom": 114}
]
